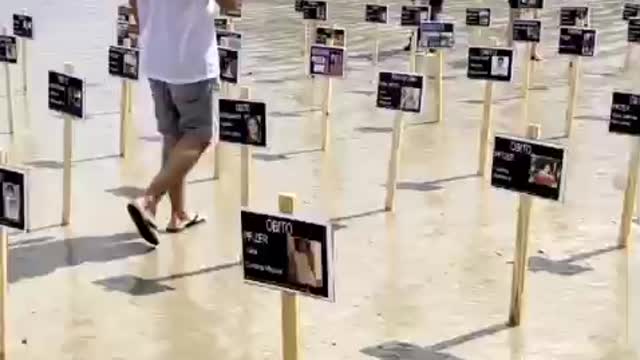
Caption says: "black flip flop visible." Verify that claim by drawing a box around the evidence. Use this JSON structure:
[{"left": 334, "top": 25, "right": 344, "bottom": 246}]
[
  {"left": 127, "top": 203, "right": 159, "bottom": 246},
  {"left": 166, "top": 213, "right": 207, "bottom": 233}
]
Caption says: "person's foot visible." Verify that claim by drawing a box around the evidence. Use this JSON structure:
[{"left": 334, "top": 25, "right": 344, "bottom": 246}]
[
  {"left": 166, "top": 212, "right": 207, "bottom": 233},
  {"left": 403, "top": 43, "right": 411, "bottom": 51},
  {"left": 531, "top": 53, "right": 544, "bottom": 61},
  {"left": 127, "top": 197, "right": 159, "bottom": 246}
]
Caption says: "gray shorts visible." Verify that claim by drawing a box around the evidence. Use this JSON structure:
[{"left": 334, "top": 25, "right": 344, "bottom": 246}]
[{"left": 148, "top": 78, "right": 219, "bottom": 142}]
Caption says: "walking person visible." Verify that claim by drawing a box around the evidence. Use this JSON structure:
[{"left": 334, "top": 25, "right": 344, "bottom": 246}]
[{"left": 128, "top": 0, "right": 240, "bottom": 245}]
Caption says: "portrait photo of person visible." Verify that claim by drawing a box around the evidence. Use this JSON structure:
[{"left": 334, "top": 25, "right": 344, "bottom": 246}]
[
  {"left": 527, "top": 26, "right": 540, "bottom": 40},
  {"left": 378, "top": 8, "right": 388, "bottom": 23},
  {"left": 69, "top": 87, "right": 83, "bottom": 112},
  {"left": 2, "top": 41, "right": 16, "bottom": 62},
  {"left": 287, "top": 235, "right": 323, "bottom": 289},
  {"left": 582, "top": 32, "right": 594, "bottom": 56},
  {"left": 311, "top": 55, "right": 327, "bottom": 74},
  {"left": 528, "top": 155, "right": 561, "bottom": 189},
  {"left": 400, "top": 86, "right": 421, "bottom": 112},
  {"left": 491, "top": 55, "right": 510, "bottom": 77},
  {"left": 220, "top": 50, "right": 238, "bottom": 82},
  {"left": 123, "top": 51, "right": 138, "bottom": 77},
  {"left": 245, "top": 115, "right": 263, "bottom": 145},
  {"left": 334, "top": 31, "right": 345, "bottom": 47},
  {"left": 2, "top": 182, "right": 21, "bottom": 222},
  {"left": 479, "top": 9, "right": 490, "bottom": 25},
  {"left": 328, "top": 52, "right": 343, "bottom": 76}
]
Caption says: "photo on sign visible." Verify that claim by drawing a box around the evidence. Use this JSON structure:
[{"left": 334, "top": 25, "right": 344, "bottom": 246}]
[
  {"left": 13, "top": 14, "right": 34, "bottom": 39},
  {"left": 365, "top": 4, "right": 388, "bottom": 24},
  {"left": 528, "top": 155, "right": 561, "bottom": 189},
  {"left": 0, "top": 36, "right": 18, "bottom": 64},
  {"left": 401, "top": 5, "right": 430, "bottom": 27},
  {"left": 219, "top": 99, "right": 267, "bottom": 146},
  {"left": 558, "top": 27, "right": 596, "bottom": 57},
  {"left": 0, "top": 166, "right": 27, "bottom": 231},
  {"left": 376, "top": 71, "right": 424, "bottom": 113},
  {"left": 315, "top": 27, "right": 346, "bottom": 47},
  {"left": 303, "top": 1, "right": 328, "bottom": 21},
  {"left": 215, "top": 18, "right": 229, "bottom": 31},
  {"left": 512, "top": 20, "right": 541, "bottom": 43},
  {"left": 48, "top": 71, "right": 85, "bottom": 119},
  {"left": 466, "top": 8, "right": 491, "bottom": 27},
  {"left": 491, "top": 56, "right": 510, "bottom": 76},
  {"left": 467, "top": 47, "right": 514, "bottom": 82},
  {"left": 610, "top": 92, "right": 640, "bottom": 135},
  {"left": 509, "top": 0, "right": 543, "bottom": 9},
  {"left": 219, "top": 47, "right": 239, "bottom": 84},
  {"left": 217, "top": 30, "right": 242, "bottom": 50},
  {"left": 241, "top": 210, "right": 334, "bottom": 300},
  {"left": 560, "top": 7, "right": 589, "bottom": 27},
  {"left": 309, "top": 45, "right": 345, "bottom": 77},
  {"left": 623, "top": 3, "right": 640, "bottom": 21},
  {"left": 629, "top": 18, "right": 640, "bottom": 43}
]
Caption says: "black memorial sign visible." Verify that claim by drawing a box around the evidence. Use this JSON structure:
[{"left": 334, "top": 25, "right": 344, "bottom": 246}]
[
  {"left": 513, "top": 20, "right": 541, "bottom": 43},
  {"left": 219, "top": 47, "right": 239, "bottom": 84},
  {"left": 376, "top": 71, "right": 424, "bottom": 113},
  {"left": 560, "top": 7, "right": 589, "bottom": 27},
  {"left": 0, "top": 36, "right": 18, "bottom": 64},
  {"left": 48, "top": 71, "right": 85, "bottom": 119},
  {"left": 108, "top": 46, "right": 139, "bottom": 80},
  {"left": 623, "top": 3, "right": 640, "bottom": 21},
  {"left": 466, "top": 8, "right": 491, "bottom": 27},
  {"left": 467, "top": 47, "right": 514, "bottom": 82},
  {"left": 610, "top": 92, "right": 640, "bottom": 135},
  {"left": 295, "top": 0, "right": 306, "bottom": 12},
  {"left": 241, "top": 210, "right": 334, "bottom": 300},
  {"left": 629, "top": 18, "right": 640, "bottom": 43},
  {"left": 215, "top": 18, "right": 229, "bottom": 31},
  {"left": 509, "top": 0, "right": 543, "bottom": 9},
  {"left": 315, "top": 27, "right": 346, "bottom": 47},
  {"left": 366, "top": 4, "right": 388, "bottom": 24},
  {"left": 558, "top": 27, "right": 596, "bottom": 57},
  {"left": 117, "top": 5, "right": 139, "bottom": 48},
  {"left": 303, "top": 1, "right": 328, "bottom": 21},
  {"left": 309, "top": 45, "right": 345, "bottom": 77},
  {"left": 419, "top": 22, "right": 455, "bottom": 49},
  {"left": 401, "top": 5, "right": 430, "bottom": 27},
  {"left": 0, "top": 166, "right": 27, "bottom": 231},
  {"left": 491, "top": 135, "right": 566, "bottom": 201},
  {"left": 217, "top": 30, "right": 242, "bottom": 50},
  {"left": 219, "top": 99, "right": 267, "bottom": 147},
  {"left": 13, "top": 14, "right": 34, "bottom": 39}
]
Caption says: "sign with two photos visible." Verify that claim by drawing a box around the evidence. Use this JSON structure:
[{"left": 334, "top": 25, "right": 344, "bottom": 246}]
[
  {"left": 241, "top": 209, "right": 335, "bottom": 301},
  {"left": 560, "top": 7, "right": 590, "bottom": 27},
  {"left": 108, "top": 46, "right": 140, "bottom": 80},
  {"left": 467, "top": 47, "right": 514, "bottom": 82},
  {"left": 309, "top": 45, "right": 345, "bottom": 77},
  {"left": 509, "top": 0, "right": 544, "bottom": 9},
  {"left": 0, "top": 36, "right": 18, "bottom": 64},
  {"left": 376, "top": 71, "right": 424, "bottom": 113},
  {"left": 315, "top": 27, "right": 347, "bottom": 47},
  {"left": 365, "top": 4, "right": 389, "bottom": 24},
  {"left": 48, "top": 71, "right": 85, "bottom": 119},
  {"left": 219, "top": 99, "right": 267, "bottom": 147},
  {"left": 466, "top": 8, "right": 491, "bottom": 27},
  {"left": 491, "top": 135, "right": 567, "bottom": 201},
  {"left": 303, "top": 1, "right": 328, "bottom": 21},
  {"left": 512, "top": 20, "right": 541, "bottom": 43},
  {"left": 13, "top": 14, "right": 34, "bottom": 39},
  {"left": 401, "top": 5, "right": 430, "bottom": 27},
  {"left": 558, "top": 27, "right": 597, "bottom": 57},
  {"left": 419, "top": 22, "right": 455, "bottom": 49}
]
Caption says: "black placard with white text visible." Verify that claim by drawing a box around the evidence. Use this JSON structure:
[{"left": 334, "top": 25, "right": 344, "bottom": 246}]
[
  {"left": 467, "top": 47, "right": 513, "bottom": 82},
  {"left": 0, "top": 166, "right": 27, "bottom": 231},
  {"left": 315, "top": 27, "right": 346, "bottom": 47},
  {"left": 108, "top": 46, "right": 139, "bottom": 80},
  {"left": 509, "top": 0, "right": 543, "bottom": 9},
  {"left": 48, "top": 71, "right": 85, "bottom": 119},
  {"left": 117, "top": 5, "right": 139, "bottom": 48},
  {"left": 401, "top": 5, "right": 430, "bottom": 27},
  {"left": 419, "top": 22, "right": 455, "bottom": 49},
  {"left": 558, "top": 27, "right": 596, "bottom": 57},
  {"left": 219, "top": 47, "right": 239, "bottom": 84},
  {"left": 629, "top": 18, "right": 640, "bottom": 42},
  {"left": 295, "top": 0, "right": 306, "bottom": 12},
  {"left": 219, "top": 99, "right": 267, "bottom": 147},
  {"left": 513, "top": 20, "right": 541, "bottom": 43},
  {"left": 310, "top": 45, "right": 345, "bottom": 77},
  {"left": 366, "top": 4, "right": 388, "bottom": 24},
  {"left": 491, "top": 135, "right": 566, "bottom": 201},
  {"left": 241, "top": 210, "right": 334, "bottom": 301},
  {"left": 376, "top": 71, "right": 424, "bottom": 113},
  {"left": 466, "top": 8, "right": 491, "bottom": 27},
  {"left": 0, "top": 36, "right": 18, "bottom": 64},
  {"left": 303, "top": 1, "right": 328, "bottom": 21},
  {"left": 560, "top": 7, "right": 589, "bottom": 27},
  {"left": 13, "top": 14, "right": 34, "bottom": 39},
  {"left": 215, "top": 18, "right": 229, "bottom": 31},
  {"left": 623, "top": 3, "right": 640, "bottom": 21},
  {"left": 610, "top": 92, "right": 640, "bottom": 135}
]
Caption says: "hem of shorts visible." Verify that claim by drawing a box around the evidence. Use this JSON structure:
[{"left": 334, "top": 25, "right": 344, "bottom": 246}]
[{"left": 145, "top": 73, "right": 220, "bottom": 85}]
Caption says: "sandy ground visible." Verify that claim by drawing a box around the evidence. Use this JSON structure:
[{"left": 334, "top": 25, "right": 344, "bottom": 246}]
[{"left": 0, "top": 0, "right": 640, "bottom": 359}]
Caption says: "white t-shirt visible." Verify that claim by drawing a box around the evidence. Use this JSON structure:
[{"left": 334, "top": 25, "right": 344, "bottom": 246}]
[{"left": 137, "top": 0, "right": 219, "bottom": 84}]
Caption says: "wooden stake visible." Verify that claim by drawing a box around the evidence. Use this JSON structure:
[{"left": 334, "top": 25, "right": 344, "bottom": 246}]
[
  {"left": 2, "top": 27, "right": 15, "bottom": 136},
  {"left": 321, "top": 77, "right": 333, "bottom": 151},
  {"left": 240, "top": 86, "right": 252, "bottom": 207},
  {"left": 623, "top": 43, "right": 633, "bottom": 73},
  {"left": 384, "top": 111, "right": 405, "bottom": 212},
  {"left": 508, "top": 123, "right": 541, "bottom": 327},
  {"left": 119, "top": 79, "right": 130, "bottom": 158},
  {"left": 62, "top": 62, "right": 74, "bottom": 226},
  {"left": 477, "top": 80, "right": 494, "bottom": 176},
  {"left": 434, "top": 50, "right": 444, "bottom": 123},
  {"left": 565, "top": 56, "right": 581, "bottom": 137},
  {"left": 619, "top": 137, "right": 640, "bottom": 248},
  {"left": 279, "top": 193, "right": 301, "bottom": 360},
  {"left": 522, "top": 43, "right": 533, "bottom": 126},
  {"left": 373, "top": 23, "right": 380, "bottom": 67},
  {"left": 409, "top": 28, "right": 418, "bottom": 72},
  {"left": 20, "top": 10, "right": 30, "bottom": 131},
  {"left": 0, "top": 150, "right": 7, "bottom": 360}
]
